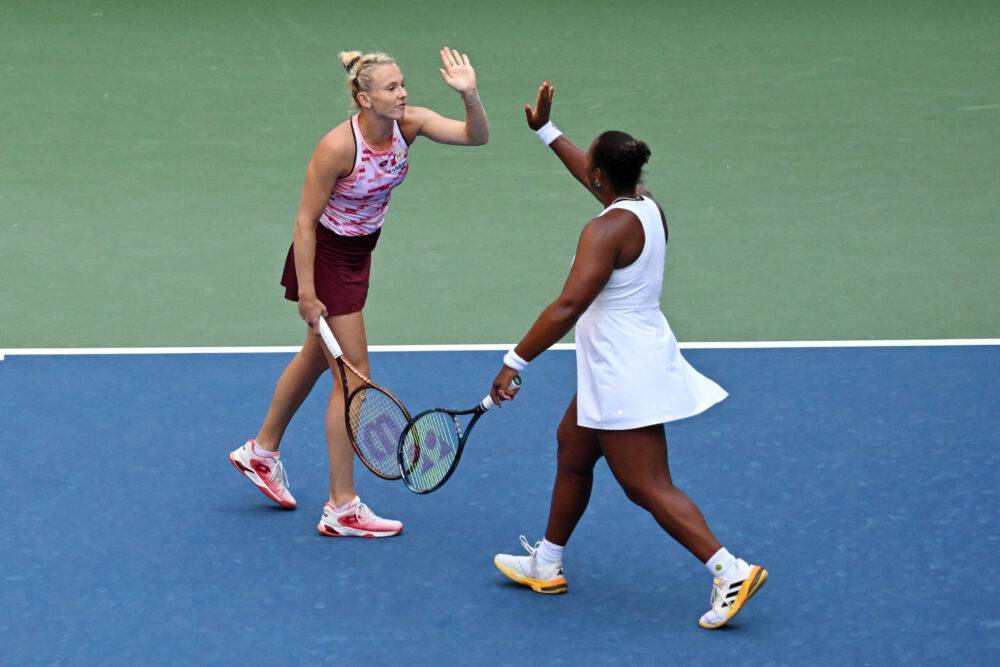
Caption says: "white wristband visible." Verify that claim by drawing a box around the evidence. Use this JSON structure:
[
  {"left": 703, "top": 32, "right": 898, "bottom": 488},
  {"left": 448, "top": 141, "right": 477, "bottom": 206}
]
[
  {"left": 534, "top": 121, "right": 562, "bottom": 146},
  {"left": 503, "top": 350, "right": 529, "bottom": 373}
]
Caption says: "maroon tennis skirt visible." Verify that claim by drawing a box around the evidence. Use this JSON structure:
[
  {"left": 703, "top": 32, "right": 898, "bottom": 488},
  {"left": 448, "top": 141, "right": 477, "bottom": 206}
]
[{"left": 280, "top": 224, "right": 382, "bottom": 315}]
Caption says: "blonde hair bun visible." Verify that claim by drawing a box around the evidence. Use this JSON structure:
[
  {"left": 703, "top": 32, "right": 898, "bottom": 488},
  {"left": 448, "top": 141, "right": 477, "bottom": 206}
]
[{"left": 338, "top": 50, "right": 363, "bottom": 72}]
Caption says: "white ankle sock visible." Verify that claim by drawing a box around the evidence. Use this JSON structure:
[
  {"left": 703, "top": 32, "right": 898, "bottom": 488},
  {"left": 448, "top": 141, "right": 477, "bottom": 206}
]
[
  {"left": 252, "top": 441, "right": 278, "bottom": 458},
  {"left": 706, "top": 547, "right": 736, "bottom": 578},
  {"left": 332, "top": 496, "right": 359, "bottom": 513},
  {"left": 535, "top": 538, "right": 564, "bottom": 568}
]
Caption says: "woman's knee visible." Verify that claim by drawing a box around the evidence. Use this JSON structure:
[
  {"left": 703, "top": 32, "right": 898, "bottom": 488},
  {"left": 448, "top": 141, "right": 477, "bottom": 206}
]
[
  {"left": 299, "top": 336, "right": 332, "bottom": 376},
  {"left": 556, "top": 425, "right": 601, "bottom": 473},
  {"left": 618, "top": 479, "right": 656, "bottom": 509}
]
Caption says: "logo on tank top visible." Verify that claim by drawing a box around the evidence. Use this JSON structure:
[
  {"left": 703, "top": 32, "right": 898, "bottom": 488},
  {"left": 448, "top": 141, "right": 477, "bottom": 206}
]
[{"left": 382, "top": 150, "right": 407, "bottom": 174}]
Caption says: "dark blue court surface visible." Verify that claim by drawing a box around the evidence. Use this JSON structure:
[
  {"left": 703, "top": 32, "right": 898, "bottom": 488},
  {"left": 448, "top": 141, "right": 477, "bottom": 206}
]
[{"left": 2, "top": 347, "right": 998, "bottom": 665}]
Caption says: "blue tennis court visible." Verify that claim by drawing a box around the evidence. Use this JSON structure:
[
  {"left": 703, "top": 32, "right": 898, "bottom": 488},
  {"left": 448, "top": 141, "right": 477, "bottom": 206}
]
[{"left": 2, "top": 345, "right": 997, "bottom": 665}]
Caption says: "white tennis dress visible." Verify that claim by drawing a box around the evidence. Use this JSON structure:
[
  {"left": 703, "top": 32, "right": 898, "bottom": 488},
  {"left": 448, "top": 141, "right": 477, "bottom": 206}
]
[{"left": 575, "top": 196, "right": 728, "bottom": 430}]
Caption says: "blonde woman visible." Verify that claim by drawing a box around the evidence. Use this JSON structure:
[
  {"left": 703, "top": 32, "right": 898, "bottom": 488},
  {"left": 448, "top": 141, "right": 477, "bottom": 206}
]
[{"left": 231, "top": 48, "right": 489, "bottom": 537}]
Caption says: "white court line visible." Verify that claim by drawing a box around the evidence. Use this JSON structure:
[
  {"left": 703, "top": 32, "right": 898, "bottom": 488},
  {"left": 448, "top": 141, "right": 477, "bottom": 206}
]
[
  {"left": 1, "top": 340, "right": 998, "bottom": 361},
  {"left": 678, "top": 339, "right": 1000, "bottom": 349}
]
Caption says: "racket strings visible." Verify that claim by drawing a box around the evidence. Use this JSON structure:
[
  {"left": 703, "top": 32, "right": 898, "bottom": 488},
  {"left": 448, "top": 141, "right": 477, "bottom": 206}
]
[
  {"left": 348, "top": 387, "right": 410, "bottom": 478},
  {"left": 399, "top": 411, "right": 462, "bottom": 491}
]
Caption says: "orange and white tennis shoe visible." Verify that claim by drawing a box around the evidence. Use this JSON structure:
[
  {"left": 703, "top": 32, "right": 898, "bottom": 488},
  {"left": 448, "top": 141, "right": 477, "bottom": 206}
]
[
  {"left": 229, "top": 440, "right": 296, "bottom": 509},
  {"left": 698, "top": 558, "right": 768, "bottom": 629},
  {"left": 317, "top": 496, "right": 402, "bottom": 538},
  {"left": 494, "top": 536, "right": 568, "bottom": 594}
]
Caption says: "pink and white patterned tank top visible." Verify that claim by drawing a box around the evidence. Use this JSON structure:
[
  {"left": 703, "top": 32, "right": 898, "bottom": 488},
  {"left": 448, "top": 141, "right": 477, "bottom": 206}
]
[{"left": 319, "top": 115, "right": 409, "bottom": 236}]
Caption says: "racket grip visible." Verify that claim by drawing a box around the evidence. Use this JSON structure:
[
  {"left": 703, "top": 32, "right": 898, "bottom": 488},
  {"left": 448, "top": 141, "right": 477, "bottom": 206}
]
[
  {"left": 481, "top": 376, "right": 522, "bottom": 411},
  {"left": 316, "top": 318, "right": 343, "bottom": 358}
]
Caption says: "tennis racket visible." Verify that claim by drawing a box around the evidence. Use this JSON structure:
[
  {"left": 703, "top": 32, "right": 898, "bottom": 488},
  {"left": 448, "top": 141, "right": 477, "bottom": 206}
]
[
  {"left": 397, "top": 376, "right": 522, "bottom": 494},
  {"left": 316, "top": 317, "right": 411, "bottom": 480}
]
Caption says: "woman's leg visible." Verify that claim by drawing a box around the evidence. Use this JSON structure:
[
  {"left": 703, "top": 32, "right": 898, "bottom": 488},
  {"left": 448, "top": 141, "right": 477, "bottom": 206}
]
[
  {"left": 543, "top": 395, "right": 604, "bottom": 546},
  {"left": 319, "top": 311, "right": 371, "bottom": 507},
  {"left": 254, "top": 328, "right": 329, "bottom": 452},
  {"left": 494, "top": 396, "right": 600, "bottom": 593},
  {"left": 599, "top": 424, "right": 722, "bottom": 563}
]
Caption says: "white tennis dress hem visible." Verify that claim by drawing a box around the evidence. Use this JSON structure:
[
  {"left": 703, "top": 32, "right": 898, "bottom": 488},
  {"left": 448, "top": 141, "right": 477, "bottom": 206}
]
[{"left": 574, "top": 196, "right": 728, "bottom": 431}]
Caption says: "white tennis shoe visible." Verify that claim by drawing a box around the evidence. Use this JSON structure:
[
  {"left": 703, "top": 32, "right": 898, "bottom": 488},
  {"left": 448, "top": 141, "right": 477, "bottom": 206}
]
[
  {"left": 494, "top": 536, "right": 568, "bottom": 594},
  {"left": 698, "top": 558, "right": 768, "bottom": 629},
  {"left": 317, "top": 496, "right": 402, "bottom": 538},
  {"left": 229, "top": 440, "right": 296, "bottom": 509}
]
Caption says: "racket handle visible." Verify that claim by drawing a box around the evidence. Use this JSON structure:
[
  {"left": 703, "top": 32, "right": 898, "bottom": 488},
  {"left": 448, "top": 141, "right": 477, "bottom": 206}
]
[
  {"left": 316, "top": 318, "right": 343, "bottom": 358},
  {"left": 480, "top": 376, "right": 522, "bottom": 411}
]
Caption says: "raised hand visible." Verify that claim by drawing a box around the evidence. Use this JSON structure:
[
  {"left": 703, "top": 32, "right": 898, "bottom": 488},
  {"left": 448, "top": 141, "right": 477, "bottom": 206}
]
[
  {"left": 438, "top": 47, "right": 477, "bottom": 96},
  {"left": 524, "top": 81, "right": 554, "bottom": 130}
]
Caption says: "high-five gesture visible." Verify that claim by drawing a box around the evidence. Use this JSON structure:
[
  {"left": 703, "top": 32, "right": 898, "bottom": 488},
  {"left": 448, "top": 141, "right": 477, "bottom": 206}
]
[
  {"left": 523, "top": 81, "right": 606, "bottom": 201},
  {"left": 525, "top": 81, "right": 554, "bottom": 130},
  {"left": 411, "top": 47, "right": 488, "bottom": 145},
  {"left": 439, "top": 47, "right": 478, "bottom": 96}
]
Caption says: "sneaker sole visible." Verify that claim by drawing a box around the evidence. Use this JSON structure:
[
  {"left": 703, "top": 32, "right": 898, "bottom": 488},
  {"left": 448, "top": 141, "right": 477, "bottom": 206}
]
[
  {"left": 699, "top": 566, "right": 768, "bottom": 629},
  {"left": 317, "top": 522, "right": 402, "bottom": 538},
  {"left": 229, "top": 453, "right": 296, "bottom": 509},
  {"left": 494, "top": 558, "right": 568, "bottom": 594}
]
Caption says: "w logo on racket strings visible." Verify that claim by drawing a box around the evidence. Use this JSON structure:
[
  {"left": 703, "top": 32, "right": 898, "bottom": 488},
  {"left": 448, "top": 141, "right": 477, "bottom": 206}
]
[{"left": 361, "top": 413, "right": 406, "bottom": 458}]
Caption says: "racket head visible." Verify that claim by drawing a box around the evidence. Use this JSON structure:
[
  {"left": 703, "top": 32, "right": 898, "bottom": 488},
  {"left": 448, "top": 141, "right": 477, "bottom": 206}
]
[
  {"left": 346, "top": 385, "right": 411, "bottom": 480},
  {"left": 397, "top": 408, "right": 472, "bottom": 493}
]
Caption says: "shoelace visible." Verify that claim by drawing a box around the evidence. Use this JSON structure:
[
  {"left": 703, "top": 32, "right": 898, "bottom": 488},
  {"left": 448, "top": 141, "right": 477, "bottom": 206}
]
[
  {"left": 518, "top": 534, "right": 539, "bottom": 556},
  {"left": 271, "top": 459, "right": 290, "bottom": 490},
  {"left": 708, "top": 574, "right": 749, "bottom": 609},
  {"left": 354, "top": 502, "right": 382, "bottom": 526},
  {"left": 708, "top": 578, "right": 728, "bottom": 608},
  {"left": 516, "top": 535, "right": 564, "bottom": 577}
]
